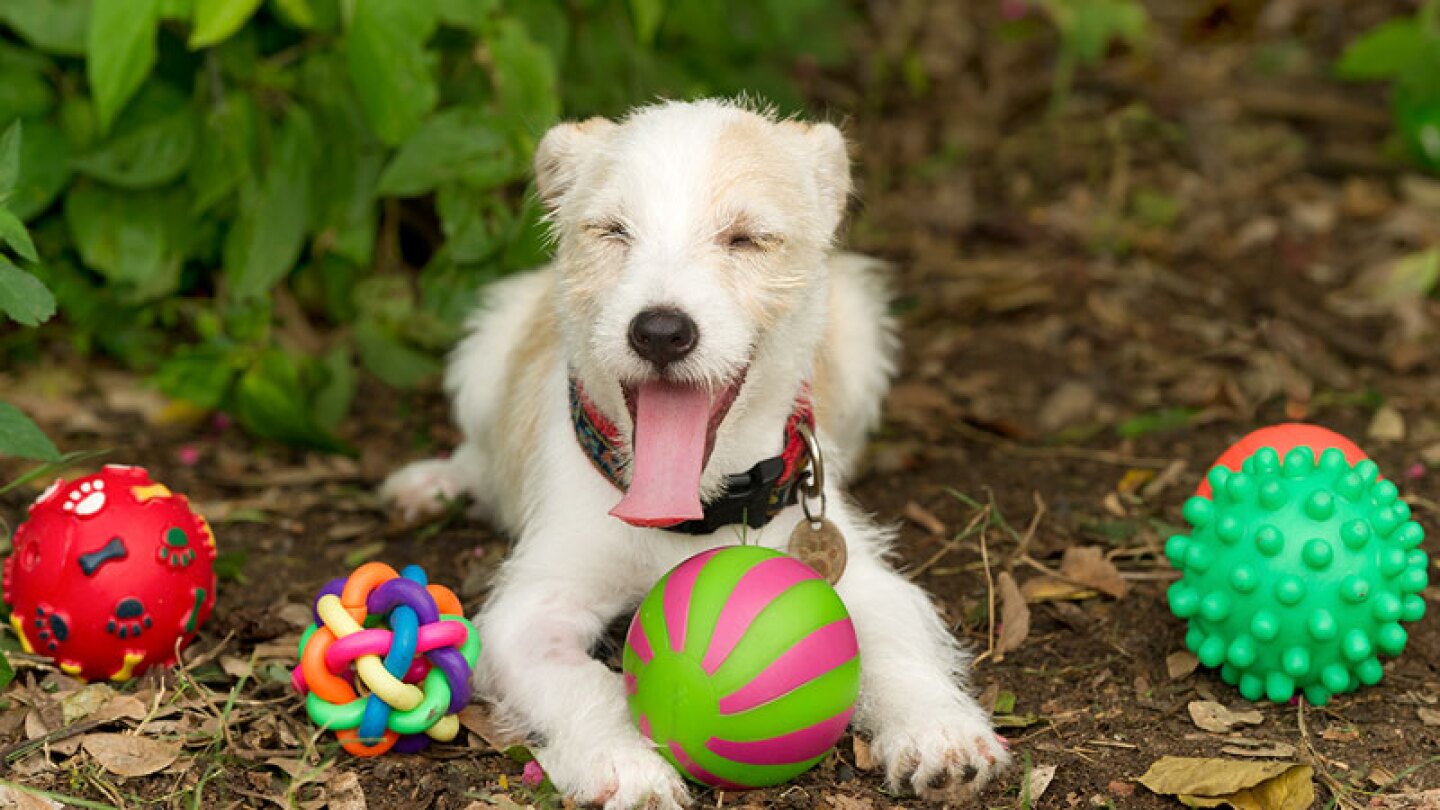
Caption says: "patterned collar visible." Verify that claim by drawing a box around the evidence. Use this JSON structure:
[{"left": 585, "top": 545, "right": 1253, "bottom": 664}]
[{"left": 568, "top": 378, "right": 814, "bottom": 535}]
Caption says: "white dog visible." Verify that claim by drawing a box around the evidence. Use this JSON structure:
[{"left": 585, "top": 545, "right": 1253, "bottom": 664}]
[{"left": 383, "top": 99, "right": 1009, "bottom": 808}]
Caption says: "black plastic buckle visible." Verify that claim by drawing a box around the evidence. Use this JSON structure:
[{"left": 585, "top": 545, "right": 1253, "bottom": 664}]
[{"left": 665, "top": 455, "right": 794, "bottom": 535}]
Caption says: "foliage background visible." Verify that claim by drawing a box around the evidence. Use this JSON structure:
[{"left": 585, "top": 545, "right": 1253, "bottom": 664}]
[{"left": 0, "top": 0, "right": 852, "bottom": 453}]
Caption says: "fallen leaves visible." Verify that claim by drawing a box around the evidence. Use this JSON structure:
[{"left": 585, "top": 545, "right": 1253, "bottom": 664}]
[
  {"left": 1138, "top": 757, "right": 1313, "bottom": 810},
  {"left": 1167, "top": 651, "right": 1200, "bottom": 680},
  {"left": 1188, "top": 701, "right": 1264, "bottom": 734},
  {"left": 81, "top": 733, "right": 181, "bottom": 777},
  {"left": 1417, "top": 707, "right": 1440, "bottom": 726},
  {"left": 1024, "top": 763, "right": 1058, "bottom": 804},
  {"left": 1021, "top": 546, "right": 1131, "bottom": 601},
  {"left": 993, "top": 571, "right": 1030, "bottom": 661}
]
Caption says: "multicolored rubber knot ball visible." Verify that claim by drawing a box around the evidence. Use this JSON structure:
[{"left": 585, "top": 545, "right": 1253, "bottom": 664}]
[
  {"left": 624, "top": 545, "right": 861, "bottom": 790},
  {"left": 3, "top": 465, "right": 217, "bottom": 682},
  {"left": 291, "top": 563, "right": 480, "bottom": 756},
  {"left": 1167, "top": 444, "right": 1428, "bottom": 706}
]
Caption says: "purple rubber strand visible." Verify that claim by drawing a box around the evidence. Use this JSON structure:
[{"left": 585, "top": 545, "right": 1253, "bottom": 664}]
[
  {"left": 367, "top": 578, "right": 440, "bottom": 625},
  {"left": 427, "top": 646, "right": 473, "bottom": 714},
  {"left": 392, "top": 734, "right": 431, "bottom": 754},
  {"left": 312, "top": 577, "right": 347, "bottom": 624}
]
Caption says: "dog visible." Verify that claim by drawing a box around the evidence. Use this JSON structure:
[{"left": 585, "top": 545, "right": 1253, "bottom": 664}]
[{"left": 382, "top": 99, "right": 1009, "bottom": 808}]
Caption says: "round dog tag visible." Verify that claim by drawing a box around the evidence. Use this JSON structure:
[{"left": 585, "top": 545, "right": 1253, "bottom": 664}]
[{"left": 787, "top": 518, "right": 847, "bottom": 585}]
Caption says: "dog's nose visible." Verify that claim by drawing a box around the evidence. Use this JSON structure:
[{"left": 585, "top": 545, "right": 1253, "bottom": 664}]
[{"left": 628, "top": 308, "right": 698, "bottom": 368}]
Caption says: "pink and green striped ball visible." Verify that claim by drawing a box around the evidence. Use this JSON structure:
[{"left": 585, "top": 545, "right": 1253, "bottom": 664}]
[{"left": 623, "top": 545, "right": 861, "bottom": 790}]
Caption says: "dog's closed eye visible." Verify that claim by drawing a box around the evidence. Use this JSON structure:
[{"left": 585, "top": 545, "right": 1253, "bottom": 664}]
[
  {"left": 719, "top": 224, "right": 780, "bottom": 252},
  {"left": 586, "top": 219, "right": 631, "bottom": 244}
]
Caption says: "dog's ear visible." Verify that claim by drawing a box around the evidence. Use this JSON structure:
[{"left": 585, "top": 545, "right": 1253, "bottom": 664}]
[
  {"left": 535, "top": 117, "right": 615, "bottom": 208},
  {"left": 783, "top": 121, "right": 852, "bottom": 234}
]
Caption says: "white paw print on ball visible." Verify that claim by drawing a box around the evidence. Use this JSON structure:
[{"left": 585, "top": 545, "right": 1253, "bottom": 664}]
[{"left": 63, "top": 480, "right": 107, "bottom": 517}]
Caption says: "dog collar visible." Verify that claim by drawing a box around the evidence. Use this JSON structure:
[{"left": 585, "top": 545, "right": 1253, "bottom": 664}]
[{"left": 569, "top": 378, "right": 814, "bottom": 535}]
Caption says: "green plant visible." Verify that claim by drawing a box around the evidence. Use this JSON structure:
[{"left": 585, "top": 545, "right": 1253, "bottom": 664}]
[
  {"left": 0, "top": 121, "right": 61, "bottom": 464},
  {"left": 1337, "top": 1, "right": 1440, "bottom": 173},
  {"left": 0, "top": 0, "right": 852, "bottom": 451},
  {"left": 1034, "top": 0, "right": 1149, "bottom": 113}
]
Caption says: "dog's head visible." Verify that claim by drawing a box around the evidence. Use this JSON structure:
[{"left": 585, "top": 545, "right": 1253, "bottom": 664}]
[{"left": 536, "top": 99, "right": 851, "bottom": 527}]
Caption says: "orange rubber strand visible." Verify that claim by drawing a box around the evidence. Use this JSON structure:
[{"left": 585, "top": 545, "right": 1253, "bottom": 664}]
[
  {"left": 301, "top": 626, "right": 355, "bottom": 704},
  {"left": 340, "top": 562, "right": 399, "bottom": 623},
  {"left": 427, "top": 584, "right": 463, "bottom": 617},
  {"left": 337, "top": 728, "right": 398, "bottom": 757}
]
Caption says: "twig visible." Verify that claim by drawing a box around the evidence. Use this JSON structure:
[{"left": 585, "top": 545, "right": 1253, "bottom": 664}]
[
  {"left": 951, "top": 420, "right": 1174, "bottom": 468},
  {"left": 976, "top": 520, "right": 996, "bottom": 666},
  {"left": 0, "top": 719, "right": 108, "bottom": 769},
  {"left": 1011, "top": 491, "right": 1047, "bottom": 565},
  {"left": 908, "top": 504, "right": 989, "bottom": 580}
]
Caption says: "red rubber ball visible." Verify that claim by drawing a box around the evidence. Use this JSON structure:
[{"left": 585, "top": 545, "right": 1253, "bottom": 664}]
[
  {"left": 3, "top": 465, "right": 217, "bottom": 682},
  {"left": 1196, "top": 423, "right": 1368, "bottom": 499}
]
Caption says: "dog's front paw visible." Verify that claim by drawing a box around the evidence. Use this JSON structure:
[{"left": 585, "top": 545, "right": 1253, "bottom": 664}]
[
  {"left": 541, "top": 741, "right": 690, "bottom": 810},
  {"left": 870, "top": 709, "right": 1011, "bottom": 802},
  {"left": 379, "top": 458, "right": 462, "bottom": 522}
]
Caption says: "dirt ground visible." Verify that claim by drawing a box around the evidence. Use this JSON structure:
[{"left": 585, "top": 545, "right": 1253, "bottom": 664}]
[{"left": 6, "top": 1, "right": 1440, "bottom": 808}]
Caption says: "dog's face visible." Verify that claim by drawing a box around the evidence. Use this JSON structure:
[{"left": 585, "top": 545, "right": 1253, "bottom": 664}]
[{"left": 536, "top": 100, "right": 851, "bottom": 527}]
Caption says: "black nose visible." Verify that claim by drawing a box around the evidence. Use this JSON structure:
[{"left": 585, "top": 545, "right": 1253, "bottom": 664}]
[{"left": 628, "top": 308, "right": 698, "bottom": 368}]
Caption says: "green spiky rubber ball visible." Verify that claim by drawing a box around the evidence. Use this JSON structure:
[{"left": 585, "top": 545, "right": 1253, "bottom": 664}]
[{"left": 1166, "top": 446, "right": 1429, "bottom": 705}]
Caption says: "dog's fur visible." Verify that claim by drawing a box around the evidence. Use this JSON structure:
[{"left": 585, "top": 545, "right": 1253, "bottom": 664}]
[{"left": 383, "top": 99, "right": 1008, "bottom": 808}]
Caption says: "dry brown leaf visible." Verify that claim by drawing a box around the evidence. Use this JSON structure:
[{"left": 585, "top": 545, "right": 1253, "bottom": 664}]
[
  {"left": 1418, "top": 708, "right": 1440, "bottom": 727},
  {"left": 326, "top": 771, "right": 367, "bottom": 810},
  {"left": 82, "top": 733, "right": 181, "bottom": 777},
  {"left": 994, "top": 572, "right": 1031, "bottom": 660},
  {"left": 1370, "top": 404, "right": 1407, "bottom": 442},
  {"left": 1222, "top": 743, "right": 1297, "bottom": 759},
  {"left": 852, "top": 735, "right": 875, "bottom": 771},
  {"left": 1019, "top": 576, "right": 1098, "bottom": 602},
  {"left": 278, "top": 603, "right": 315, "bottom": 629},
  {"left": 1167, "top": 651, "right": 1200, "bottom": 680},
  {"left": 1189, "top": 701, "right": 1264, "bottom": 734},
  {"left": 1138, "top": 757, "right": 1313, "bottom": 810},
  {"left": 91, "top": 695, "right": 148, "bottom": 726},
  {"left": 1320, "top": 727, "right": 1359, "bottom": 742},
  {"left": 59, "top": 684, "right": 114, "bottom": 725},
  {"left": 0, "top": 785, "right": 63, "bottom": 810},
  {"left": 903, "top": 501, "right": 946, "bottom": 535},
  {"left": 458, "top": 705, "right": 527, "bottom": 752},
  {"left": 1370, "top": 788, "right": 1440, "bottom": 808},
  {"left": 1060, "top": 547, "right": 1130, "bottom": 599},
  {"left": 220, "top": 656, "right": 255, "bottom": 680},
  {"left": 1025, "top": 764, "right": 1058, "bottom": 804}
]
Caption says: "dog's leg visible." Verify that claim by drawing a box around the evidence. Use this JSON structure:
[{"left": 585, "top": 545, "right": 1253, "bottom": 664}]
[
  {"left": 829, "top": 511, "right": 1010, "bottom": 801},
  {"left": 380, "top": 440, "right": 489, "bottom": 522},
  {"left": 478, "top": 567, "right": 690, "bottom": 810}
]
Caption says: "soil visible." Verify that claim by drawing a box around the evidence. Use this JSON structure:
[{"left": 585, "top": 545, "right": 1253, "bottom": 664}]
[{"left": 5, "top": 1, "right": 1440, "bottom": 808}]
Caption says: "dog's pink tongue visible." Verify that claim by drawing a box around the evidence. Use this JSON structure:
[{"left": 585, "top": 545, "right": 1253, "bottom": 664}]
[{"left": 610, "top": 381, "right": 710, "bottom": 528}]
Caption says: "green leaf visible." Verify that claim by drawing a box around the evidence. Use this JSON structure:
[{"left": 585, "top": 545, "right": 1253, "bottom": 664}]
[
  {"left": 1116, "top": 407, "right": 1199, "bottom": 439},
  {"left": 64, "top": 183, "right": 189, "bottom": 300},
  {"left": 486, "top": 18, "right": 559, "bottom": 129},
  {"left": 1336, "top": 18, "right": 1429, "bottom": 81},
  {"left": 161, "top": 0, "right": 195, "bottom": 19},
  {"left": 87, "top": 0, "right": 161, "bottom": 132},
  {"left": 233, "top": 349, "right": 350, "bottom": 452},
  {"left": 0, "top": 256, "right": 55, "bottom": 326},
  {"left": 8, "top": 121, "right": 73, "bottom": 222},
  {"left": 189, "top": 0, "right": 266, "bottom": 49},
  {"left": 224, "top": 108, "right": 316, "bottom": 300},
  {"left": 72, "top": 106, "right": 198, "bottom": 189},
  {"left": 0, "top": 65, "right": 56, "bottom": 124},
  {"left": 355, "top": 319, "right": 441, "bottom": 389},
  {"left": 0, "top": 122, "right": 20, "bottom": 195},
  {"left": 436, "top": 0, "right": 497, "bottom": 30},
  {"left": 0, "top": 401, "right": 60, "bottom": 462},
  {"left": 188, "top": 91, "right": 258, "bottom": 213},
  {"left": 628, "top": 0, "right": 665, "bottom": 45},
  {"left": 1, "top": 0, "right": 92, "bottom": 56},
  {"left": 0, "top": 651, "right": 14, "bottom": 692},
  {"left": 314, "top": 345, "right": 356, "bottom": 429},
  {"left": 272, "top": 0, "right": 317, "bottom": 28},
  {"left": 0, "top": 210, "right": 38, "bottom": 263},
  {"left": 345, "top": 0, "right": 438, "bottom": 145},
  {"left": 154, "top": 344, "right": 243, "bottom": 409},
  {"left": 436, "top": 182, "right": 508, "bottom": 264},
  {"left": 1046, "top": 0, "right": 1148, "bottom": 65},
  {"left": 214, "top": 550, "right": 248, "bottom": 581},
  {"left": 0, "top": 449, "right": 110, "bottom": 497},
  {"left": 377, "top": 107, "right": 521, "bottom": 197}
]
